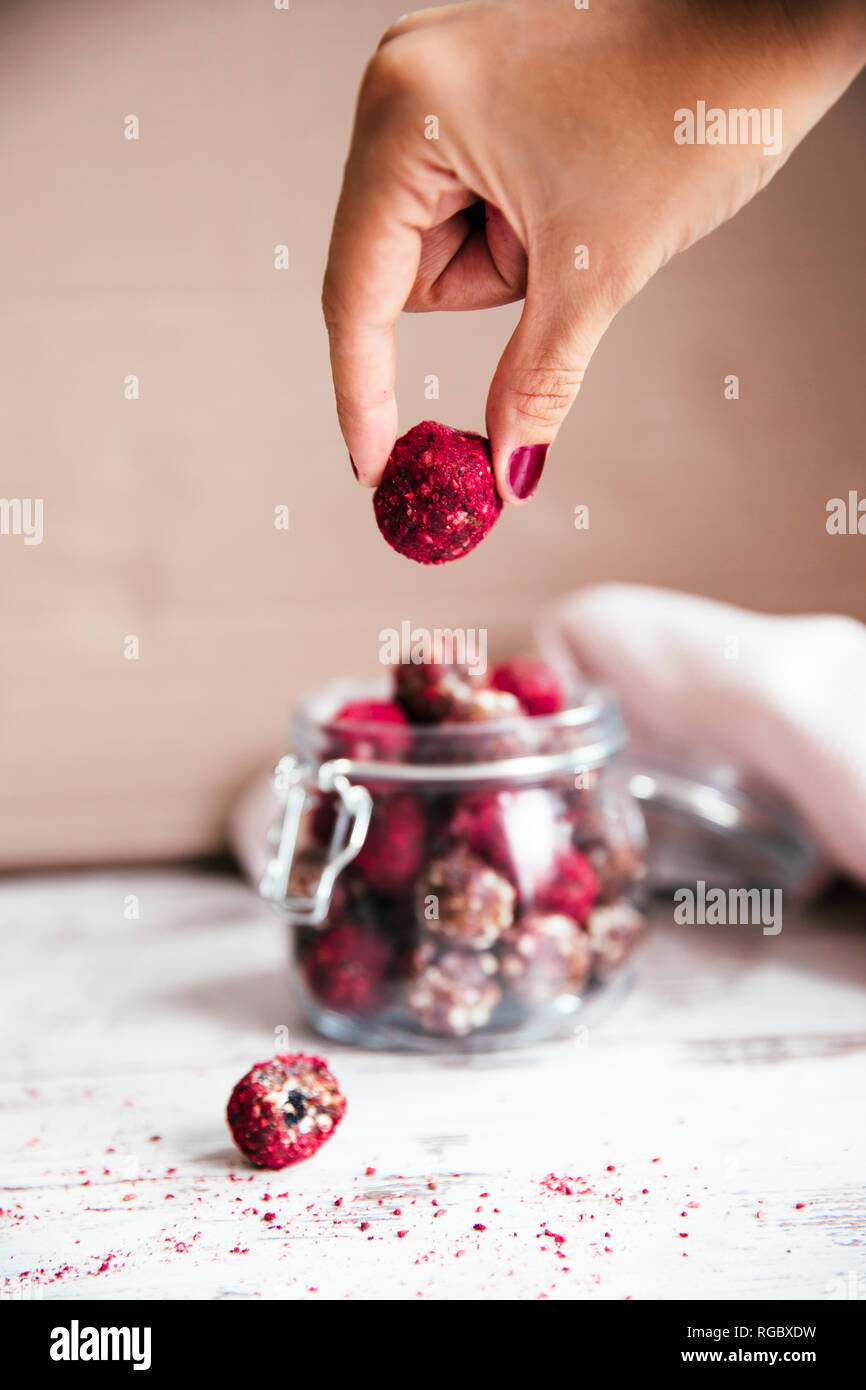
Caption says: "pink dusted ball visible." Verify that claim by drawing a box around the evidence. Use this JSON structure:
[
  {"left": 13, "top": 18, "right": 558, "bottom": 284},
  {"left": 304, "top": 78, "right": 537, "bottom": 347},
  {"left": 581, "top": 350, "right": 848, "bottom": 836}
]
[
  {"left": 227, "top": 1053, "right": 346, "bottom": 1169},
  {"left": 354, "top": 792, "right": 426, "bottom": 893},
  {"left": 299, "top": 918, "right": 391, "bottom": 1016},
  {"left": 327, "top": 698, "right": 410, "bottom": 761},
  {"left": 534, "top": 845, "right": 600, "bottom": 925},
  {"left": 490, "top": 657, "right": 564, "bottom": 716},
  {"left": 373, "top": 421, "right": 502, "bottom": 565}
]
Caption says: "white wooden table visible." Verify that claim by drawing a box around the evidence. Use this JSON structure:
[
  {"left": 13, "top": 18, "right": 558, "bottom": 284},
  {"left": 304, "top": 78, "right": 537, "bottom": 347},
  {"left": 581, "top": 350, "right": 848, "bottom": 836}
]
[{"left": 1, "top": 867, "right": 864, "bottom": 1302}]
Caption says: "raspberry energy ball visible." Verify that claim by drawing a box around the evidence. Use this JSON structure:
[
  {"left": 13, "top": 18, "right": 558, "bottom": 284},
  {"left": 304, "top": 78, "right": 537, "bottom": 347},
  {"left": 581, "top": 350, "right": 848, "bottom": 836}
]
[
  {"left": 327, "top": 699, "right": 409, "bottom": 761},
  {"left": 499, "top": 912, "right": 593, "bottom": 1004},
  {"left": 227, "top": 1054, "right": 346, "bottom": 1169},
  {"left": 355, "top": 792, "right": 425, "bottom": 892},
  {"left": 491, "top": 657, "right": 564, "bottom": 717},
  {"left": 534, "top": 846, "right": 600, "bottom": 925},
  {"left": 373, "top": 421, "right": 502, "bottom": 565},
  {"left": 300, "top": 918, "right": 391, "bottom": 1015},
  {"left": 417, "top": 844, "right": 516, "bottom": 950}
]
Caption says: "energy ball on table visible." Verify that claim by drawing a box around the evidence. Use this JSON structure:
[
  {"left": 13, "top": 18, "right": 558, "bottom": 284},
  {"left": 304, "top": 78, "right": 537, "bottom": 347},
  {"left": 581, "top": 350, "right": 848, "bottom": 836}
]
[
  {"left": 490, "top": 657, "right": 564, "bottom": 717},
  {"left": 373, "top": 421, "right": 502, "bottom": 565},
  {"left": 417, "top": 844, "right": 516, "bottom": 950},
  {"left": 498, "top": 911, "right": 593, "bottom": 1004},
  {"left": 406, "top": 947, "right": 501, "bottom": 1038},
  {"left": 227, "top": 1053, "right": 346, "bottom": 1169}
]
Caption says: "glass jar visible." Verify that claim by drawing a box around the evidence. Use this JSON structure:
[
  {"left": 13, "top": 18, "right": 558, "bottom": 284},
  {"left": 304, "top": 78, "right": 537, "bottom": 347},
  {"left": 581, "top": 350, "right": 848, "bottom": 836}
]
[{"left": 260, "top": 678, "right": 647, "bottom": 1051}]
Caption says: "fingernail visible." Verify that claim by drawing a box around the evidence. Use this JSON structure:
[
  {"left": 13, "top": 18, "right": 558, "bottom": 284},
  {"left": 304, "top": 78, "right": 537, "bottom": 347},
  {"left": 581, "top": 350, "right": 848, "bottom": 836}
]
[
  {"left": 507, "top": 444, "right": 548, "bottom": 500},
  {"left": 350, "top": 455, "right": 358, "bottom": 480}
]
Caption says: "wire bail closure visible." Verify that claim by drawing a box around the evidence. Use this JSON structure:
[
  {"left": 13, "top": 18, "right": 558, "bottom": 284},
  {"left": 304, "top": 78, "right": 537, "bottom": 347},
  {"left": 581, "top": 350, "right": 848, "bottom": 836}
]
[{"left": 259, "top": 755, "right": 372, "bottom": 925}]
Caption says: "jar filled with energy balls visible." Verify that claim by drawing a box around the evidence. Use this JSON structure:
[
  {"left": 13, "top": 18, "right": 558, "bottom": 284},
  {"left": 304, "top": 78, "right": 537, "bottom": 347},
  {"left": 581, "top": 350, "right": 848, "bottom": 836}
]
[{"left": 260, "top": 656, "right": 647, "bottom": 1050}]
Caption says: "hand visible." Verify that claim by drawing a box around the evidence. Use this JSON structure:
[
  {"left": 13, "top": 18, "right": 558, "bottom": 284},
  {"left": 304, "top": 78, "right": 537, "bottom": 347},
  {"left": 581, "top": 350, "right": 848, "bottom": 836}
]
[{"left": 323, "top": 0, "right": 865, "bottom": 503}]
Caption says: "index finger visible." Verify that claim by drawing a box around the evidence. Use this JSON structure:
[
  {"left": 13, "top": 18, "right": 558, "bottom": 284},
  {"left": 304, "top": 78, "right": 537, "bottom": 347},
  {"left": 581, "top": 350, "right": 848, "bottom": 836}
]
[{"left": 322, "top": 57, "right": 433, "bottom": 484}]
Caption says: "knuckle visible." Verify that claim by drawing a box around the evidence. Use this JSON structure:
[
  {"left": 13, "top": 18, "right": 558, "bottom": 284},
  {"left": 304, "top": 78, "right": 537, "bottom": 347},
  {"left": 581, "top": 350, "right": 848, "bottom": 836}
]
[
  {"left": 359, "top": 34, "right": 426, "bottom": 111},
  {"left": 510, "top": 364, "right": 586, "bottom": 427},
  {"left": 377, "top": 16, "right": 415, "bottom": 49}
]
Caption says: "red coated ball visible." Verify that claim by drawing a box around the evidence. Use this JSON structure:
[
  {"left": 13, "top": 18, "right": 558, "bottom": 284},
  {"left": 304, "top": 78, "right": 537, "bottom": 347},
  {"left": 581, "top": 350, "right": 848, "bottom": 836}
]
[
  {"left": 373, "top": 421, "right": 502, "bottom": 565},
  {"left": 299, "top": 919, "right": 391, "bottom": 1015},
  {"left": 354, "top": 792, "right": 426, "bottom": 893},
  {"left": 534, "top": 845, "right": 601, "bottom": 925},
  {"left": 327, "top": 698, "right": 410, "bottom": 761},
  {"left": 393, "top": 658, "right": 484, "bottom": 725},
  {"left": 227, "top": 1053, "right": 346, "bottom": 1169},
  {"left": 490, "top": 657, "right": 564, "bottom": 716}
]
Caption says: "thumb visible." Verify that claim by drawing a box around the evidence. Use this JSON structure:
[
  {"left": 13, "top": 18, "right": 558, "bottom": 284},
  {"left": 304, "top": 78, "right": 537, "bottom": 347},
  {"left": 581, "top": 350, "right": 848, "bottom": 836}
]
[{"left": 486, "top": 284, "right": 611, "bottom": 504}]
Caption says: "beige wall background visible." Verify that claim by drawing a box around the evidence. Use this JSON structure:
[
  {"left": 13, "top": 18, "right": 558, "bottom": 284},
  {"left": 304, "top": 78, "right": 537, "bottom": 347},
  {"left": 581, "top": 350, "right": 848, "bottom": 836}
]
[{"left": 0, "top": 0, "right": 863, "bottom": 869}]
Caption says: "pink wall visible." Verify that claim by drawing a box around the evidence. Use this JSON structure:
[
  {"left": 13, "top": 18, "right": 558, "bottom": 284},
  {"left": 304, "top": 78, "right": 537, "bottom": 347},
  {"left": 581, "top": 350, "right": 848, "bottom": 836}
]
[{"left": 0, "top": 0, "right": 863, "bottom": 868}]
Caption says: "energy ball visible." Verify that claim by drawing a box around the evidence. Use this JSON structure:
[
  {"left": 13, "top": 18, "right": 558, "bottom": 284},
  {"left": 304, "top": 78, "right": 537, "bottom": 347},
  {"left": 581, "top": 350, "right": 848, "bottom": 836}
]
[
  {"left": 490, "top": 657, "right": 564, "bottom": 717},
  {"left": 299, "top": 918, "right": 391, "bottom": 1015},
  {"left": 227, "top": 1053, "right": 346, "bottom": 1169},
  {"left": 355, "top": 792, "right": 426, "bottom": 893},
  {"left": 585, "top": 901, "right": 645, "bottom": 969},
  {"left": 417, "top": 844, "right": 516, "bottom": 950},
  {"left": 393, "top": 658, "right": 484, "bottom": 725},
  {"left": 534, "top": 845, "right": 600, "bottom": 925},
  {"left": 446, "top": 685, "right": 522, "bottom": 723},
  {"left": 406, "top": 947, "right": 500, "bottom": 1037},
  {"left": 586, "top": 839, "right": 647, "bottom": 904},
  {"left": 326, "top": 699, "right": 409, "bottom": 761},
  {"left": 373, "top": 421, "right": 502, "bottom": 565},
  {"left": 444, "top": 793, "right": 515, "bottom": 874},
  {"left": 498, "top": 912, "right": 593, "bottom": 1004}
]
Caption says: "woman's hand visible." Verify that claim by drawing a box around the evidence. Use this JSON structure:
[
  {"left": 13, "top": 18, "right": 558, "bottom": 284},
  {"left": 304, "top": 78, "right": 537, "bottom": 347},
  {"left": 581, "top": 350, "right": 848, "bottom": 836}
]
[{"left": 323, "top": 0, "right": 865, "bottom": 502}]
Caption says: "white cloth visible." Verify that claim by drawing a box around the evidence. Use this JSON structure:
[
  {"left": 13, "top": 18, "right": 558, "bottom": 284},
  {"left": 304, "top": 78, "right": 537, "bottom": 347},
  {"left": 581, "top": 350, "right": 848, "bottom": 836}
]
[{"left": 540, "top": 584, "right": 866, "bottom": 885}]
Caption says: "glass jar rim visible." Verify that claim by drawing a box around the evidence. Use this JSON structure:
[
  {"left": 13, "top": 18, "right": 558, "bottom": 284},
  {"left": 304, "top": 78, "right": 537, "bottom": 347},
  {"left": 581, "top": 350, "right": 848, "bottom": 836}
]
[{"left": 291, "top": 675, "right": 626, "bottom": 780}]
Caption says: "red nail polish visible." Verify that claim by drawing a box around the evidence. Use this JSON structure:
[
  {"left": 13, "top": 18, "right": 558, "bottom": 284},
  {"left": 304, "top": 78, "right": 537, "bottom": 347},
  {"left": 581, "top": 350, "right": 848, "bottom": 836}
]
[{"left": 508, "top": 444, "right": 547, "bottom": 500}]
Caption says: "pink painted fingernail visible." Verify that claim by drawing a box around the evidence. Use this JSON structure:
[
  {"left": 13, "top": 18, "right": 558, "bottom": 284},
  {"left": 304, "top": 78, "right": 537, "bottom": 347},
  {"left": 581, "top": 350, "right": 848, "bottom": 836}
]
[{"left": 508, "top": 444, "right": 548, "bottom": 500}]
